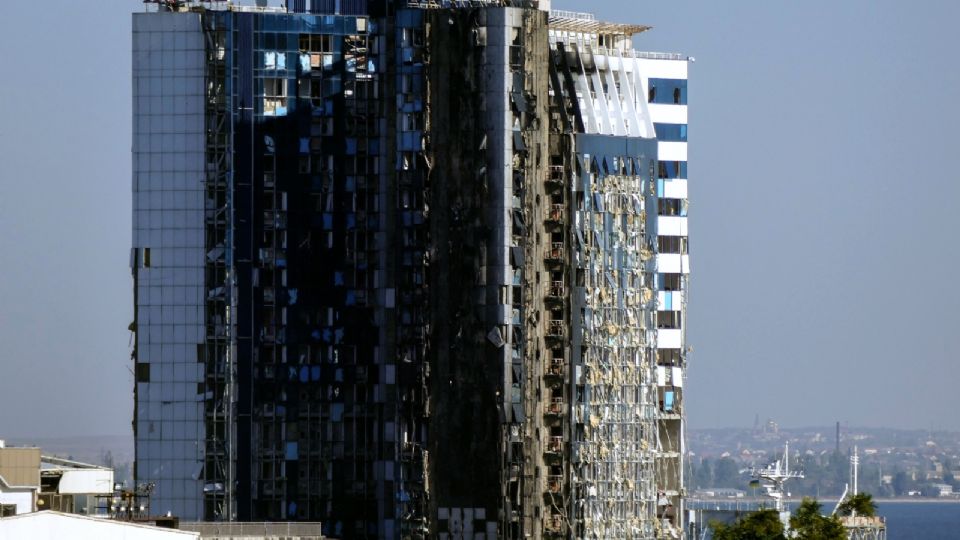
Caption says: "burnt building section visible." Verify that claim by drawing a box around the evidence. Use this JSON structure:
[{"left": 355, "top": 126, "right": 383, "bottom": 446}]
[
  {"left": 417, "top": 7, "right": 551, "bottom": 538},
  {"left": 132, "top": 2, "right": 689, "bottom": 538}
]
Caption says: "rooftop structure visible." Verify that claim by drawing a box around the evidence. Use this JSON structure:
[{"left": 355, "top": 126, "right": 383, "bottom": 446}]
[{"left": 548, "top": 10, "right": 651, "bottom": 36}]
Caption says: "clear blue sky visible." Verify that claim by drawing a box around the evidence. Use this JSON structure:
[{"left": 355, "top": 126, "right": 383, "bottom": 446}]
[{"left": 0, "top": 0, "right": 958, "bottom": 438}]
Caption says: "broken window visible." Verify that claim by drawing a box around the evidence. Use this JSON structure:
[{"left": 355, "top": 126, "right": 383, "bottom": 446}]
[
  {"left": 656, "top": 311, "right": 681, "bottom": 329},
  {"left": 657, "top": 236, "right": 687, "bottom": 254},
  {"left": 657, "top": 349, "right": 682, "bottom": 366},
  {"left": 658, "top": 198, "right": 683, "bottom": 216},
  {"left": 657, "top": 161, "right": 687, "bottom": 179},
  {"left": 136, "top": 362, "right": 151, "bottom": 382},
  {"left": 263, "top": 51, "right": 286, "bottom": 70},
  {"left": 263, "top": 78, "right": 288, "bottom": 116},
  {"left": 659, "top": 273, "right": 682, "bottom": 291}
]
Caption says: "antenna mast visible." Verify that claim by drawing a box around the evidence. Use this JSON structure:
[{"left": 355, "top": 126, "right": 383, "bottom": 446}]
[{"left": 745, "top": 441, "right": 804, "bottom": 513}]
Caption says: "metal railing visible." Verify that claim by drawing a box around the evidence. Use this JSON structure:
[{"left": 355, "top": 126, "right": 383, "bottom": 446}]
[
  {"left": 546, "top": 475, "right": 564, "bottom": 493},
  {"left": 546, "top": 436, "right": 564, "bottom": 453},
  {"left": 546, "top": 242, "right": 565, "bottom": 261},
  {"left": 547, "top": 320, "right": 566, "bottom": 338},
  {"left": 550, "top": 10, "right": 596, "bottom": 21},
  {"left": 545, "top": 398, "right": 565, "bottom": 416},
  {"left": 628, "top": 50, "right": 688, "bottom": 61},
  {"left": 180, "top": 521, "right": 326, "bottom": 538},
  {"left": 547, "top": 204, "right": 565, "bottom": 223},
  {"left": 547, "top": 281, "right": 565, "bottom": 298}
]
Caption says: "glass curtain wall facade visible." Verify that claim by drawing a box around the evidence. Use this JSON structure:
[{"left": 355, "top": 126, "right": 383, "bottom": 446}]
[
  {"left": 132, "top": 12, "right": 208, "bottom": 520},
  {"left": 134, "top": 8, "right": 397, "bottom": 528},
  {"left": 132, "top": 3, "right": 689, "bottom": 538}
]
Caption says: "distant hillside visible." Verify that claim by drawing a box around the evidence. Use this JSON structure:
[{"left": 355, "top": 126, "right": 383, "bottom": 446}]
[
  {"left": 5, "top": 434, "right": 133, "bottom": 467},
  {"left": 687, "top": 425, "right": 960, "bottom": 498}
]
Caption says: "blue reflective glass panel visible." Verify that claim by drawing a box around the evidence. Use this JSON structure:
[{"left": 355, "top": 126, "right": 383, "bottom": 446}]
[
  {"left": 657, "top": 161, "right": 688, "bottom": 179},
  {"left": 654, "top": 123, "right": 688, "bottom": 142},
  {"left": 648, "top": 78, "right": 687, "bottom": 105}
]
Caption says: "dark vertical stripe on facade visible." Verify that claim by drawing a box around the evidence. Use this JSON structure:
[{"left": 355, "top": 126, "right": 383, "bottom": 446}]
[
  {"left": 310, "top": 0, "right": 335, "bottom": 14},
  {"left": 234, "top": 13, "right": 255, "bottom": 522}
]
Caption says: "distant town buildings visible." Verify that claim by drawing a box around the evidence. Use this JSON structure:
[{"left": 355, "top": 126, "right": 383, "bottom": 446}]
[
  {"left": 688, "top": 424, "right": 960, "bottom": 500},
  {"left": 930, "top": 483, "right": 953, "bottom": 497},
  {"left": 132, "top": 0, "right": 690, "bottom": 537}
]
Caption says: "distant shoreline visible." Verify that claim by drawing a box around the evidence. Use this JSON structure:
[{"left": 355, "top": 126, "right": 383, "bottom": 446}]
[
  {"left": 868, "top": 498, "right": 960, "bottom": 504},
  {"left": 692, "top": 497, "right": 960, "bottom": 504}
]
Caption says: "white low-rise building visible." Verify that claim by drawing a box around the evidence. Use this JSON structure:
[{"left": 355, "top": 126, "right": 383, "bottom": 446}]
[
  {"left": 932, "top": 483, "right": 953, "bottom": 497},
  {"left": 0, "top": 441, "right": 40, "bottom": 516},
  {"left": 0, "top": 511, "right": 199, "bottom": 540},
  {"left": 39, "top": 455, "right": 114, "bottom": 515},
  {"left": 0, "top": 439, "right": 116, "bottom": 516}
]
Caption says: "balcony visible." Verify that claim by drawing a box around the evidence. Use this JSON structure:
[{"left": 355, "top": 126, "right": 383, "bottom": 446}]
[
  {"left": 545, "top": 398, "right": 565, "bottom": 417},
  {"left": 545, "top": 204, "right": 565, "bottom": 224},
  {"left": 401, "top": 441, "right": 423, "bottom": 462},
  {"left": 545, "top": 243, "right": 565, "bottom": 263},
  {"left": 546, "top": 166, "right": 564, "bottom": 190},
  {"left": 258, "top": 248, "right": 286, "bottom": 268},
  {"left": 545, "top": 436, "right": 564, "bottom": 455},
  {"left": 546, "top": 475, "right": 563, "bottom": 494},
  {"left": 544, "top": 514, "right": 565, "bottom": 535},
  {"left": 545, "top": 361, "right": 564, "bottom": 378},
  {"left": 263, "top": 210, "right": 287, "bottom": 230},
  {"left": 260, "top": 326, "right": 277, "bottom": 344},
  {"left": 546, "top": 320, "right": 566, "bottom": 340},
  {"left": 546, "top": 281, "right": 565, "bottom": 302}
]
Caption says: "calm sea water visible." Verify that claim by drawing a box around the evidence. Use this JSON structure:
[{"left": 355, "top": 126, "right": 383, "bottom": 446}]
[{"left": 876, "top": 502, "right": 960, "bottom": 540}]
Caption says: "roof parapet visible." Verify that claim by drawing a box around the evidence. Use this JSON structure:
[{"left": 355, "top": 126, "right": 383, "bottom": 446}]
[
  {"left": 143, "top": 1, "right": 286, "bottom": 13},
  {"left": 405, "top": 0, "right": 543, "bottom": 8},
  {"left": 549, "top": 10, "right": 651, "bottom": 37}
]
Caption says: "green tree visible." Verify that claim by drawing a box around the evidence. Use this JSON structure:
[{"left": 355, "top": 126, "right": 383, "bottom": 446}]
[
  {"left": 824, "top": 451, "right": 848, "bottom": 494},
  {"left": 892, "top": 471, "right": 916, "bottom": 496},
  {"left": 789, "top": 498, "right": 846, "bottom": 540},
  {"left": 714, "top": 457, "right": 741, "bottom": 488},
  {"left": 693, "top": 458, "right": 714, "bottom": 489},
  {"left": 836, "top": 492, "right": 877, "bottom": 517},
  {"left": 944, "top": 472, "right": 959, "bottom": 490},
  {"left": 711, "top": 509, "right": 786, "bottom": 540}
]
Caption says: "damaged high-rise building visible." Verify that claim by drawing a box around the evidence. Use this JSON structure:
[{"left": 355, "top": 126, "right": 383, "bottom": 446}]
[{"left": 131, "top": 0, "right": 690, "bottom": 537}]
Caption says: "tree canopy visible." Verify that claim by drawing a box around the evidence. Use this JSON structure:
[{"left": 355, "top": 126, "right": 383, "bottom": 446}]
[
  {"left": 710, "top": 500, "right": 848, "bottom": 540},
  {"left": 789, "top": 498, "right": 846, "bottom": 540},
  {"left": 836, "top": 492, "right": 877, "bottom": 517},
  {"left": 710, "top": 509, "right": 786, "bottom": 540}
]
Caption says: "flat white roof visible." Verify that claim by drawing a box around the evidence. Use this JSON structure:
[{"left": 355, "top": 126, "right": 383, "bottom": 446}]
[{"left": 0, "top": 511, "right": 200, "bottom": 540}]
